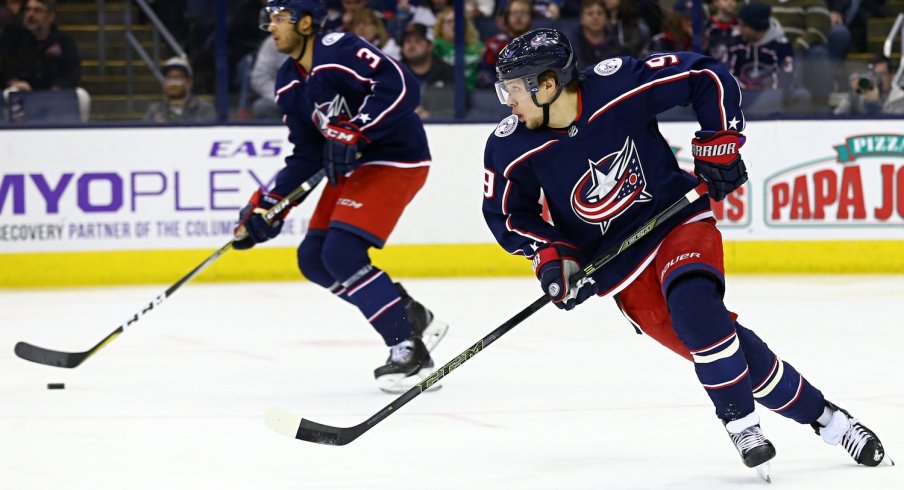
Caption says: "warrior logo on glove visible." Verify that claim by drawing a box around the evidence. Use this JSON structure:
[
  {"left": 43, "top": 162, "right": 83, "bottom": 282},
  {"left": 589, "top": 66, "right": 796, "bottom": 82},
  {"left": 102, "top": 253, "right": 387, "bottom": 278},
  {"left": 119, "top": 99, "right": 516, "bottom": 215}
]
[{"left": 691, "top": 130, "right": 748, "bottom": 202}]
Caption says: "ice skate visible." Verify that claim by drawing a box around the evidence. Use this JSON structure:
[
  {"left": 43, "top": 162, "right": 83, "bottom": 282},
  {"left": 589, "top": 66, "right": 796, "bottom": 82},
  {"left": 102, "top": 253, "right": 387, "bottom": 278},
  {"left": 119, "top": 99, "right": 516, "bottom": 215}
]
[
  {"left": 374, "top": 337, "right": 439, "bottom": 394},
  {"left": 725, "top": 413, "right": 777, "bottom": 482},
  {"left": 395, "top": 283, "right": 449, "bottom": 352},
  {"left": 812, "top": 401, "right": 893, "bottom": 467}
]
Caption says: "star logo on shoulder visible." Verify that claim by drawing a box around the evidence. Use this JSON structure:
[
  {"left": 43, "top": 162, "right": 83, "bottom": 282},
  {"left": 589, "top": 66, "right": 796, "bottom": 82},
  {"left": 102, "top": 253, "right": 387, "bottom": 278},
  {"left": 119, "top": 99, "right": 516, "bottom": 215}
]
[
  {"left": 529, "top": 242, "right": 539, "bottom": 252},
  {"left": 728, "top": 116, "right": 740, "bottom": 130},
  {"left": 356, "top": 113, "right": 372, "bottom": 124}
]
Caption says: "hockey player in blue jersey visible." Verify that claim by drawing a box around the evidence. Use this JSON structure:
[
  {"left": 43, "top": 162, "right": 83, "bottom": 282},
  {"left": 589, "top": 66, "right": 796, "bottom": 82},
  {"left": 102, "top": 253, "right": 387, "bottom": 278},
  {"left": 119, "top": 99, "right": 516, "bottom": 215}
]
[
  {"left": 233, "top": 0, "right": 448, "bottom": 393},
  {"left": 483, "top": 28, "right": 891, "bottom": 478}
]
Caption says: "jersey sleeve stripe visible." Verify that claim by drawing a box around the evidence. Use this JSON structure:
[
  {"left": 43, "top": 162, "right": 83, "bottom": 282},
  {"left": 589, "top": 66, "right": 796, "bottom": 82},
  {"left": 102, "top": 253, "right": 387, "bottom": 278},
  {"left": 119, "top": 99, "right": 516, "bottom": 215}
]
[
  {"left": 359, "top": 55, "right": 408, "bottom": 132},
  {"left": 587, "top": 69, "right": 728, "bottom": 129},
  {"left": 360, "top": 159, "right": 432, "bottom": 169},
  {"left": 505, "top": 215, "right": 551, "bottom": 245},
  {"left": 275, "top": 80, "right": 301, "bottom": 103},
  {"left": 311, "top": 63, "right": 374, "bottom": 83},
  {"left": 503, "top": 140, "right": 558, "bottom": 178}
]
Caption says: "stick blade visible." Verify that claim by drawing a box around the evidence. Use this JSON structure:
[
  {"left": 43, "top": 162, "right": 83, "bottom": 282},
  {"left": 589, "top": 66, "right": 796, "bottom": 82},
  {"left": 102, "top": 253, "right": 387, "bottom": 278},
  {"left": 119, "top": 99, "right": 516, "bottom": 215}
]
[
  {"left": 264, "top": 407, "right": 359, "bottom": 446},
  {"left": 14, "top": 342, "right": 86, "bottom": 368},
  {"left": 265, "top": 407, "right": 303, "bottom": 437}
]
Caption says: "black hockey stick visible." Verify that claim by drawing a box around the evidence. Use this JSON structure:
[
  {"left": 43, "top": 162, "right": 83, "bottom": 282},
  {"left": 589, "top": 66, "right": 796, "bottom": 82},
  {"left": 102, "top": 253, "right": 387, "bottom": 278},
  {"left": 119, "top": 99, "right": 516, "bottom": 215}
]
[
  {"left": 265, "top": 182, "right": 709, "bottom": 445},
  {"left": 14, "top": 170, "right": 327, "bottom": 369}
]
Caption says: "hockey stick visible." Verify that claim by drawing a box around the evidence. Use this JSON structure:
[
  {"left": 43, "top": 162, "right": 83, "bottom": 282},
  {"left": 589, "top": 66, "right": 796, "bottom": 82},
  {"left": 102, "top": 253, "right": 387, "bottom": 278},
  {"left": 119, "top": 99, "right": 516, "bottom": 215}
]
[
  {"left": 14, "top": 170, "right": 327, "bottom": 369},
  {"left": 265, "top": 182, "right": 710, "bottom": 446}
]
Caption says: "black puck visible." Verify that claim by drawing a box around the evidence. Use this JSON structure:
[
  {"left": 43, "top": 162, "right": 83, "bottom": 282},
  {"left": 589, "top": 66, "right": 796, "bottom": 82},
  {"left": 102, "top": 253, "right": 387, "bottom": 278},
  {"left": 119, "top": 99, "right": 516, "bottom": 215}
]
[{"left": 47, "top": 383, "right": 65, "bottom": 390}]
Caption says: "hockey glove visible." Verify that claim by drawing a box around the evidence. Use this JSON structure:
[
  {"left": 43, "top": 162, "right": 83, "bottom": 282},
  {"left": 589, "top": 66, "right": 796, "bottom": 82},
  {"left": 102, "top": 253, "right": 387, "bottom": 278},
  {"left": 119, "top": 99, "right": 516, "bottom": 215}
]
[
  {"left": 323, "top": 116, "right": 365, "bottom": 186},
  {"left": 532, "top": 243, "right": 597, "bottom": 311},
  {"left": 233, "top": 188, "right": 290, "bottom": 250},
  {"left": 692, "top": 130, "right": 748, "bottom": 202}
]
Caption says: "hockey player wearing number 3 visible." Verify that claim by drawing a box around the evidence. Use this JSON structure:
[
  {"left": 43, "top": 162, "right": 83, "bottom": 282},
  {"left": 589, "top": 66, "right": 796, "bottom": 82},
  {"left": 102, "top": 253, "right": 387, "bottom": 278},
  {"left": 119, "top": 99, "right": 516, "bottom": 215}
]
[
  {"left": 233, "top": 0, "right": 449, "bottom": 393},
  {"left": 482, "top": 28, "right": 891, "bottom": 480}
]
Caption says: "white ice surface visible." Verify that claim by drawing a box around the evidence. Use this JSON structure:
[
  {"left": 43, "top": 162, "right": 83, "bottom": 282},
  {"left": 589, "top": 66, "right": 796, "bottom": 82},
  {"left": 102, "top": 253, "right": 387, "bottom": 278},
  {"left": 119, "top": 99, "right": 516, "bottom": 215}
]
[{"left": 1, "top": 276, "right": 902, "bottom": 490}]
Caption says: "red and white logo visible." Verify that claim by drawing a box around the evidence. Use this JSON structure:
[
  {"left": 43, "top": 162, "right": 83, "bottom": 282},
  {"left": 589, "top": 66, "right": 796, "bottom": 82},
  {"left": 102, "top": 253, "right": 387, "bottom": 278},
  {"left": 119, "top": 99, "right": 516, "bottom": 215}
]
[{"left": 571, "top": 137, "right": 652, "bottom": 235}]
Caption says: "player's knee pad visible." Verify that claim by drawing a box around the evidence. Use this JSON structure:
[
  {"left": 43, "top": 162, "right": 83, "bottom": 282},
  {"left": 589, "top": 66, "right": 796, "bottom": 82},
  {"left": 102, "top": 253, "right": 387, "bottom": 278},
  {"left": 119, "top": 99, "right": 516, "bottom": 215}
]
[
  {"left": 296, "top": 234, "right": 335, "bottom": 288},
  {"left": 321, "top": 228, "right": 373, "bottom": 282}
]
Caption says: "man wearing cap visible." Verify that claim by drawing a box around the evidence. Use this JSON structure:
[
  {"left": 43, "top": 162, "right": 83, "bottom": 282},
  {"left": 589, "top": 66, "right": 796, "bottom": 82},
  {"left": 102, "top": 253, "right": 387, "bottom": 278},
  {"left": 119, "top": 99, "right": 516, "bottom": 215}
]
[
  {"left": 144, "top": 56, "right": 216, "bottom": 123},
  {"left": 401, "top": 22, "right": 454, "bottom": 119},
  {"left": 401, "top": 23, "right": 453, "bottom": 89},
  {"left": 726, "top": 2, "right": 797, "bottom": 114}
]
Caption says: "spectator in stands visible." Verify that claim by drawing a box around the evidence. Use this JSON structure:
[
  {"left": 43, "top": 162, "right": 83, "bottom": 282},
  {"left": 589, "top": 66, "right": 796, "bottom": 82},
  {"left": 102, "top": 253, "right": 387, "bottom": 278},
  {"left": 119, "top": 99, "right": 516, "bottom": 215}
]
[
  {"left": 349, "top": 8, "right": 400, "bottom": 59},
  {"left": 828, "top": 0, "right": 886, "bottom": 53},
  {"left": 144, "top": 57, "right": 216, "bottom": 123},
  {"left": 433, "top": 6, "right": 484, "bottom": 90},
  {"left": 726, "top": 2, "right": 798, "bottom": 115},
  {"left": 602, "top": 0, "right": 649, "bottom": 58},
  {"left": 704, "top": 0, "right": 739, "bottom": 63},
  {"left": 249, "top": 36, "right": 288, "bottom": 120},
  {"left": 572, "top": 0, "right": 624, "bottom": 69},
  {"left": 394, "top": 0, "right": 438, "bottom": 31},
  {"left": 833, "top": 70, "right": 884, "bottom": 115},
  {"left": 496, "top": 0, "right": 564, "bottom": 20},
  {"left": 0, "top": 0, "right": 90, "bottom": 121},
  {"left": 634, "top": 0, "right": 665, "bottom": 36},
  {"left": 0, "top": 0, "right": 25, "bottom": 35},
  {"left": 401, "top": 22, "right": 454, "bottom": 119},
  {"left": 338, "top": 0, "right": 367, "bottom": 32},
  {"left": 759, "top": 0, "right": 847, "bottom": 106},
  {"left": 649, "top": 0, "right": 701, "bottom": 53},
  {"left": 402, "top": 23, "right": 453, "bottom": 88},
  {"left": 835, "top": 55, "right": 901, "bottom": 115},
  {"left": 476, "top": 0, "right": 532, "bottom": 88}
]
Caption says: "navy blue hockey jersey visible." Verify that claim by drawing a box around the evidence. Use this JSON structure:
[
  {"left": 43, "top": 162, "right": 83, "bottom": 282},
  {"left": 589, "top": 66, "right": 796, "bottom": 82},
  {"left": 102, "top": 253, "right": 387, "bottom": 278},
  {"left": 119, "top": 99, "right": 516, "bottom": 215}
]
[
  {"left": 270, "top": 32, "right": 431, "bottom": 197},
  {"left": 482, "top": 53, "right": 745, "bottom": 297}
]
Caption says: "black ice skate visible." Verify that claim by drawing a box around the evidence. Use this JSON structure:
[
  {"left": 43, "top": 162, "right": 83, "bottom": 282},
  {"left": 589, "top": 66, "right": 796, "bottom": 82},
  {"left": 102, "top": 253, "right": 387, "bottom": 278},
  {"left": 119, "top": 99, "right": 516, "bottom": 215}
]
[
  {"left": 725, "top": 412, "right": 777, "bottom": 482},
  {"left": 374, "top": 337, "right": 437, "bottom": 394},
  {"left": 395, "top": 283, "right": 450, "bottom": 352},
  {"left": 812, "top": 401, "right": 894, "bottom": 467}
]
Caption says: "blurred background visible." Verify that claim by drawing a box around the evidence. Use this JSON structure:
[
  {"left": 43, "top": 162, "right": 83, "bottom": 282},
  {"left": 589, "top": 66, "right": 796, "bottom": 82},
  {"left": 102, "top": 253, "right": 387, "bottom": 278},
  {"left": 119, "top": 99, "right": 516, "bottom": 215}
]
[{"left": 1, "top": 0, "right": 902, "bottom": 124}]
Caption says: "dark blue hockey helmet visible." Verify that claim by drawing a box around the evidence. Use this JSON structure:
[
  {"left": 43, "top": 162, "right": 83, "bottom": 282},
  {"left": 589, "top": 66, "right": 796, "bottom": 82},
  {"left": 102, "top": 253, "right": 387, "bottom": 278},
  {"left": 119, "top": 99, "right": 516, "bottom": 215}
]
[
  {"left": 260, "top": 0, "right": 327, "bottom": 32},
  {"left": 494, "top": 28, "right": 577, "bottom": 105}
]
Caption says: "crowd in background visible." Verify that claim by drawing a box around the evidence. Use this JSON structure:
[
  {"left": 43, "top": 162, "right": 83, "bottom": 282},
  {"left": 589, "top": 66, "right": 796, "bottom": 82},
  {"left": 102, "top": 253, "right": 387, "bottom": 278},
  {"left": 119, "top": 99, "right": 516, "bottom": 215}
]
[{"left": 1, "top": 0, "right": 902, "bottom": 123}]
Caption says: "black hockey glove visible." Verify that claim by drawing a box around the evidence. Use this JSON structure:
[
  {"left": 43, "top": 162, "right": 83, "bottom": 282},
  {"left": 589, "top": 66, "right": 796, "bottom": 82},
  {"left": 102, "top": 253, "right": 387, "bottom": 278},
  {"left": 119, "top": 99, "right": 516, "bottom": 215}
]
[
  {"left": 233, "top": 188, "right": 290, "bottom": 250},
  {"left": 323, "top": 116, "right": 365, "bottom": 186},
  {"left": 692, "top": 130, "right": 748, "bottom": 202},
  {"left": 532, "top": 243, "right": 598, "bottom": 311}
]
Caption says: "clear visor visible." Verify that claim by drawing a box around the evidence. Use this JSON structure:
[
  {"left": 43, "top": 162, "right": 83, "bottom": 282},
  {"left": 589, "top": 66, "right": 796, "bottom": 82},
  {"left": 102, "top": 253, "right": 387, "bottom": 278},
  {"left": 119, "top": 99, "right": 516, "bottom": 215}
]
[
  {"left": 494, "top": 76, "right": 536, "bottom": 105},
  {"left": 259, "top": 6, "right": 291, "bottom": 31}
]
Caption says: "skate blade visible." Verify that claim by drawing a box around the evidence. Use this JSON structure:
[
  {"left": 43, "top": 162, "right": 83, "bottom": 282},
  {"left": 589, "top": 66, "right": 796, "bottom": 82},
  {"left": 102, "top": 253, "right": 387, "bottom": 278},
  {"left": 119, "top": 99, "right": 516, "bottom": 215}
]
[
  {"left": 377, "top": 367, "right": 441, "bottom": 394},
  {"left": 754, "top": 462, "right": 771, "bottom": 483},
  {"left": 422, "top": 319, "right": 450, "bottom": 352}
]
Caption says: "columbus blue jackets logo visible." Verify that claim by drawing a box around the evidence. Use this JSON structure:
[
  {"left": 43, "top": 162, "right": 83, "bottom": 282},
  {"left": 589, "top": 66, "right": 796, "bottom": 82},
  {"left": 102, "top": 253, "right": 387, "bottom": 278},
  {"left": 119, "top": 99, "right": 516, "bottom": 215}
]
[
  {"left": 312, "top": 94, "right": 352, "bottom": 133},
  {"left": 571, "top": 137, "right": 652, "bottom": 235},
  {"left": 530, "top": 33, "right": 549, "bottom": 47}
]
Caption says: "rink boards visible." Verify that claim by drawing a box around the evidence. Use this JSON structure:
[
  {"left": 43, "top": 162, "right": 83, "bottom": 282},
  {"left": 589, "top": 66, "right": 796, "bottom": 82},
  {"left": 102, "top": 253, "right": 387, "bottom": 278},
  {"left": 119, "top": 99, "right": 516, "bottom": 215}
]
[{"left": 1, "top": 120, "right": 903, "bottom": 287}]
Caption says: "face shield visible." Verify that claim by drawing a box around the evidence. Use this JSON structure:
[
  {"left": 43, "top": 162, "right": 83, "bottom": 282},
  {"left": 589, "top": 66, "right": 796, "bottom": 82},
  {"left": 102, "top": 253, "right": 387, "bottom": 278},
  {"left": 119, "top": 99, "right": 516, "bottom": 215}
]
[
  {"left": 259, "top": 6, "right": 294, "bottom": 31},
  {"left": 494, "top": 74, "right": 539, "bottom": 105}
]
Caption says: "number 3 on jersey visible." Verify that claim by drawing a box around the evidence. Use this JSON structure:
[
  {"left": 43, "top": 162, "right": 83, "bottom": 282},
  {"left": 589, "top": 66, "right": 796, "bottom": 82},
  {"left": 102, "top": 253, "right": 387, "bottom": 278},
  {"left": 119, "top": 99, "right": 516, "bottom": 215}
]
[
  {"left": 645, "top": 54, "right": 680, "bottom": 70},
  {"left": 356, "top": 47, "right": 381, "bottom": 69}
]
